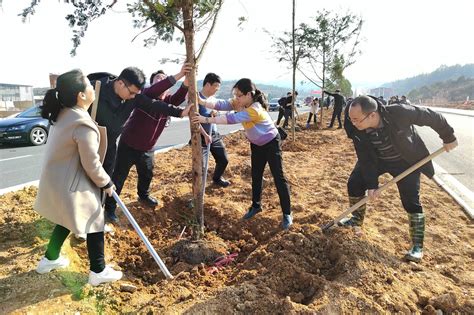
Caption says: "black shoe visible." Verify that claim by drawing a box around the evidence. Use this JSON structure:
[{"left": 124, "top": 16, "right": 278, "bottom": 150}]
[
  {"left": 138, "top": 195, "right": 159, "bottom": 206},
  {"left": 105, "top": 210, "right": 119, "bottom": 223},
  {"left": 242, "top": 206, "right": 262, "bottom": 220},
  {"left": 213, "top": 177, "right": 230, "bottom": 188}
]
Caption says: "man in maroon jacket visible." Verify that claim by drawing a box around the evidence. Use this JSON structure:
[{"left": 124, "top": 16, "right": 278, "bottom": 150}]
[{"left": 104, "top": 63, "right": 191, "bottom": 223}]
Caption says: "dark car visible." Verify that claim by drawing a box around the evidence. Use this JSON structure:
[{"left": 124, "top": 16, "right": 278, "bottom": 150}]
[{"left": 0, "top": 106, "right": 50, "bottom": 146}]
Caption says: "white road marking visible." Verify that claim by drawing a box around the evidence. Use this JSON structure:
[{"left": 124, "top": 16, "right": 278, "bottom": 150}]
[{"left": 0, "top": 155, "right": 33, "bottom": 162}]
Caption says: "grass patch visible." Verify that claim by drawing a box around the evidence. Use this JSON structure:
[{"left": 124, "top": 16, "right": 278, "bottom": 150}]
[
  {"left": 33, "top": 218, "right": 55, "bottom": 241},
  {"left": 57, "top": 270, "right": 88, "bottom": 300}
]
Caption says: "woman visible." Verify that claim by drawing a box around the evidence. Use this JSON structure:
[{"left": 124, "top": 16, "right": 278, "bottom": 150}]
[
  {"left": 192, "top": 78, "right": 292, "bottom": 229},
  {"left": 306, "top": 97, "right": 319, "bottom": 129},
  {"left": 34, "top": 69, "right": 122, "bottom": 286}
]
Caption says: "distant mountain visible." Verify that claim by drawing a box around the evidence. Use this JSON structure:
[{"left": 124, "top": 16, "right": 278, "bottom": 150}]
[
  {"left": 383, "top": 64, "right": 474, "bottom": 95},
  {"left": 407, "top": 76, "right": 474, "bottom": 103}
]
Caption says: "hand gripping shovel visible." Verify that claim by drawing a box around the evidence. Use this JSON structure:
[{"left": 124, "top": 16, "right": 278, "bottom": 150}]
[
  {"left": 321, "top": 147, "right": 446, "bottom": 231},
  {"left": 112, "top": 191, "right": 173, "bottom": 279}
]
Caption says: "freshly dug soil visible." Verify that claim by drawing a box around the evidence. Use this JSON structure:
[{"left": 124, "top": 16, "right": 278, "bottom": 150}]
[{"left": 1, "top": 113, "right": 473, "bottom": 314}]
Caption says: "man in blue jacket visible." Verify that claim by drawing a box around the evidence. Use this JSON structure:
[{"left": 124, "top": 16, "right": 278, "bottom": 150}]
[{"left": 342, "top": 95, "right": 458, "bottom": 262}]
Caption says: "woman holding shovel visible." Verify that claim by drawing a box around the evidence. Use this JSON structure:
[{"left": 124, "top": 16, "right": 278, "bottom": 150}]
[
  {"left": 34, "top": 69, "right": 122, "bottom": 286},
  {"left": 192, "top": 78, "right": 293, "bottom": 230}
]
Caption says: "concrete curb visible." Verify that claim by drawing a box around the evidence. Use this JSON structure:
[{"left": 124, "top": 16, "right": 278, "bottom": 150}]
[
  {"left": 0, "top": 180, "right": 39, "bottom": 196},
  {"left": 432, "top": 162, "right": 474, "bottom": 219}
]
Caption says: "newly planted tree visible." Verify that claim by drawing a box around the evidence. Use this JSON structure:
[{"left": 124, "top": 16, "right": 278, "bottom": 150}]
[{"left": 21, "top": 0, "right": 224, "bottom": 239}]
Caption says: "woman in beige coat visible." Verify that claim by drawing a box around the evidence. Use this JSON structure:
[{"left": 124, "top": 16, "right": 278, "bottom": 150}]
[{"left": 34, "top": 69, "right": 122, "bottom": 286}]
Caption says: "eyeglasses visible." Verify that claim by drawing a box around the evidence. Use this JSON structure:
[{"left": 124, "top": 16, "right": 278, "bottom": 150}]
[
  {"left": 349, "top": 112, "right": 373, "bottom": 124},
  {"left": 122, "top": 81, "right": 139, "bottom": 97}
]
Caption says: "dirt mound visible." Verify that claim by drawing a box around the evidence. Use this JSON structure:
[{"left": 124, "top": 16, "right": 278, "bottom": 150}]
[{"left": 1, "top": 113, "right": 473, "bottom": 314}]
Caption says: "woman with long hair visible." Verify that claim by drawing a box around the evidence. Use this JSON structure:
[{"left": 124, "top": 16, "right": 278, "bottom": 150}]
[
  {"left": 192, "top": 78, "right": 292, "bottom": 229},
  {"left": 34, "top": 69, "right": 122, "bottom": 286}
]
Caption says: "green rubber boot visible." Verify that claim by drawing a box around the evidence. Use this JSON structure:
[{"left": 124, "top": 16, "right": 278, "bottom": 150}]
[
  {"left": 338, "top": 196, "right": 366, "bottom": 227},
  {"left": 405, "top": 213, "right": 425, "bottom": 262}
]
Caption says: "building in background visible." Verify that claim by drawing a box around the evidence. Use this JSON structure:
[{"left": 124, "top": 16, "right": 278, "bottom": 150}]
[
  {"left": 0, "top": 83, "right": 34, "bottom": 112},
  {"left": 368, "top": 87, "right": 394, "bottom": 99}
]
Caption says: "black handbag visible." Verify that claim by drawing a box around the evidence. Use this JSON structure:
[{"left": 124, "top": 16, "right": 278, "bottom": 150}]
[{"left": 277, "top": 127, "right": 288, "bottom": 140}]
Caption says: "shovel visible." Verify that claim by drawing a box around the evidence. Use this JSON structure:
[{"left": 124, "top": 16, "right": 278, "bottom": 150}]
[
  {"left": 112, "top": 191, "right": 173, "bottom": 279},
  {"left": 321, "top": 147, "right": 446, "bottom": 231}
]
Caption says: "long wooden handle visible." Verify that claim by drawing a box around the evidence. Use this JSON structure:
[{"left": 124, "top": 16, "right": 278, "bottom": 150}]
[
  {"left": 90, "top": 81, "right": 101, "bottom": 121},
  {"left": 321, "top": 147, "right": 446, "bottom": 231}
]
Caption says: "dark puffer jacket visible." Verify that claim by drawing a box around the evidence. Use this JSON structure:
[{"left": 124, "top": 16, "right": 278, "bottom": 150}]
[{"left": 344, "top": 97, "right": 456, "bottom": 189}]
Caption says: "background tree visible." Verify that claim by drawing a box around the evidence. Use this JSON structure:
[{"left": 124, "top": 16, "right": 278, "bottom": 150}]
[
  {"left": 21, "top": 0, "right": 225, "bottom": 240},
  {"left": 297, "top": 9, "right": 362, "bottom": 123}
]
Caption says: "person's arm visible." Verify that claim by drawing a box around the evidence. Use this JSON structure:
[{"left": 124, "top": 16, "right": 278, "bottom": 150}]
[
  {"left": 142, "top": 75, "right": 175, "bottom": 99},
  {"left": 199, "top": 97, "right": 234, "bottom": 111},
  {"left": 135, "top": 94, "right": 185, "bottom": 118},
  {"left": 163, "top": 82, "right": 188, "bottom": 105},
  {"left": 192, "top": 108, "right": 253, "bottom": 125},
  {"left": 390, "top": 104, "right": 457, "bottom": 146},
  {"left": 199, "top": 125, "right": 212, "bottom": 145},
  {"left": 173, "top": 62, "right": 192, "bottom": 82},
  {"left": 72, "top": 124, "right": 112, "bottom": 188},
  {"left": 324, "top": 90, "right": 336, "bottom": 97}
]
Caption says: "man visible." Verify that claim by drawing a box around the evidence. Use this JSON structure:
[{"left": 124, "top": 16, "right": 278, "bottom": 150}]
[
  {"left": 324, "top": 89, "right": 346, "bottom": 129},
  {"left": 199, "top": 73, "right": 230, "bottom": 187},
  {"left": 400, "top": 95, "right": 411, "bottom": 105},
  {"left": 103, "top": 64, "right": 191, "bottom": 222},
  {"left": 379, "top": 96, "right": 387, "bottom": 105},
  {"left": 276, "top": 92, "right": 291, "bottom": 126},
  {"left": 342, "top": 95, "right": 458, "bottom": 262},
  {"left": 282, "top": 91, "right": 298, "bottom": 129}
]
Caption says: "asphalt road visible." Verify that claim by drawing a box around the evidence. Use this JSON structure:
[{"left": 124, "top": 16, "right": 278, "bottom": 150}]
[
  {"left": 2, "top": 107, "right": 472, "bottom": 196},
  {"left": 415, "top": 109, "right": 474, "bottom": 192},
  {"left": 0, "top": 108, "right": 309, "bottom": 190}
]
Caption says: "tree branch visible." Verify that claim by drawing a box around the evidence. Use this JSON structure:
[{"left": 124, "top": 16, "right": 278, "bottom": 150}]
[
  {"left": 196, "top": 0, "right": 223, "bottom": 63},
  {"left": 143, "top": 0, "right": 184, "bottom": 33}
]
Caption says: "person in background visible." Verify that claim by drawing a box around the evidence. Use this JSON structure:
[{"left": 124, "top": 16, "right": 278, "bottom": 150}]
[
  {"left": 198, "top": 73, "right": 231, "bottom": 187},
  {"left": 306, "top": 97, "right": 319, "bottom": 129},
  {"left": 276, "top": 92, "right": 291, "bottom": 126},
  {"left": 324, "top": 89, "right": 346, "bottom": 129},
  {"left": 192, "top": 78, "right": 293, "bottom": 230},
  {"left": 342, "top": 95, "right": 458, "bottom": 262},
  {"left": 282, "top": 91, "right": 298, "bottom": 129},
  {"left": 34, "top": 69, "right": 122, "bottom": 286}
]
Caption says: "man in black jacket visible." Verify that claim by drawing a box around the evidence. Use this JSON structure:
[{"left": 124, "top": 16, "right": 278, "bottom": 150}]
[
  {"left": 324, "top": 89, "right": 346, "bottom": 128},
  {"left": 342, "top": 95, "right": 457, "bottom": 262}
]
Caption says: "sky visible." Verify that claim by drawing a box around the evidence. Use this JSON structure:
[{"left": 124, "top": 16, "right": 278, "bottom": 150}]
[{"left": 0, "top": 0, "right": 473, "bottom": 90}]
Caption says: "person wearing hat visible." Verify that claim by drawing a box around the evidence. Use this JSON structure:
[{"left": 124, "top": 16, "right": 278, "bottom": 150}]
[{"left": 324, "top": 88, "right": 346, "bottom": 129}]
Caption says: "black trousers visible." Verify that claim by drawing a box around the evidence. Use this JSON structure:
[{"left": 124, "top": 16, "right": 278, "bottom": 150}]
[
  {"left": 102, "top": 141, "right": 117, "bottom": 176},
  {"left": 45, "top": 224, "right": 105, "bottom": 273},
  {"left": 105, "top": 142, "right": 154, "bottom": 212},
  {"left": 282, "top": 107, "right": 293, "bottom": 128},
  {"left": 347, "top": 159, "right": 422, "bottom": 213},
  {"left": 250, "top": 136, "right": 291, "bottom": 215},
  {"left": 329, "top": 107, "right": 342, "bottom": 127},
  {"left": 307, "top": 112, "right": 317, "bottom": 124},
  {"left": 202, "top": 134, "right": 229, "bottom": 181},
  {"left": 276, "top": 107, "right": 285, "bottom": 125}
]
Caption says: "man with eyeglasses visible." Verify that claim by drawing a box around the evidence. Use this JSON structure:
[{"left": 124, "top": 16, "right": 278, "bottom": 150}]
[
  {"left": 341, "top": 95, "right": 458, "bottom": 262},
  {"left": 87, "top": 67, "right": 191, "bottom": 223}
]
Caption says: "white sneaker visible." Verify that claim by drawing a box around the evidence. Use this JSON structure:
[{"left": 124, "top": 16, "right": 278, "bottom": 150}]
[
  {"left": 36, "top": 256, "right": 70, "bottom": 274},
  {"left": 88, "top": 266, "right": 123, "bottom": 286}
]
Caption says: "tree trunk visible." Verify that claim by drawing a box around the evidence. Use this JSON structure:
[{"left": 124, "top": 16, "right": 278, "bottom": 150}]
[
  {"left": 291, "top": 0, "right": 296, "bottom": 140},
  {"left": 320, "top": 53, "right": 326, "bottom": 125},
  {"left": 182, "top": 1, "right": 204, "bottom": 239}
]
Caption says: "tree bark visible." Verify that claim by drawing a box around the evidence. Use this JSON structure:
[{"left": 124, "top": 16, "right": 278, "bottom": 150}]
[
  {"left": 291, "top": 0, "right": 296, "bottom": 140},
  {"left": 182, "top": 1, "right": 204, "bottom": 239}
]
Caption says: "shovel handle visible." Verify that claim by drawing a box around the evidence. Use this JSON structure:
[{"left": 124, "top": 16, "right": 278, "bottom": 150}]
[
  {"left": 321, "top": 147, "right": 446, "bottom": 231},
  {"left": 91, "top": 81, "right": 101, "bottom": 121}
]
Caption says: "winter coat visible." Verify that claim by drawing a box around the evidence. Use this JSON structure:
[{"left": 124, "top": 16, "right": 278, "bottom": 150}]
[
  {"left": 34, "top": 106, "right": 111, "bottom": 234},
  {"left": 344, "top": 98, "right": 456, "bottom": 189}
]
